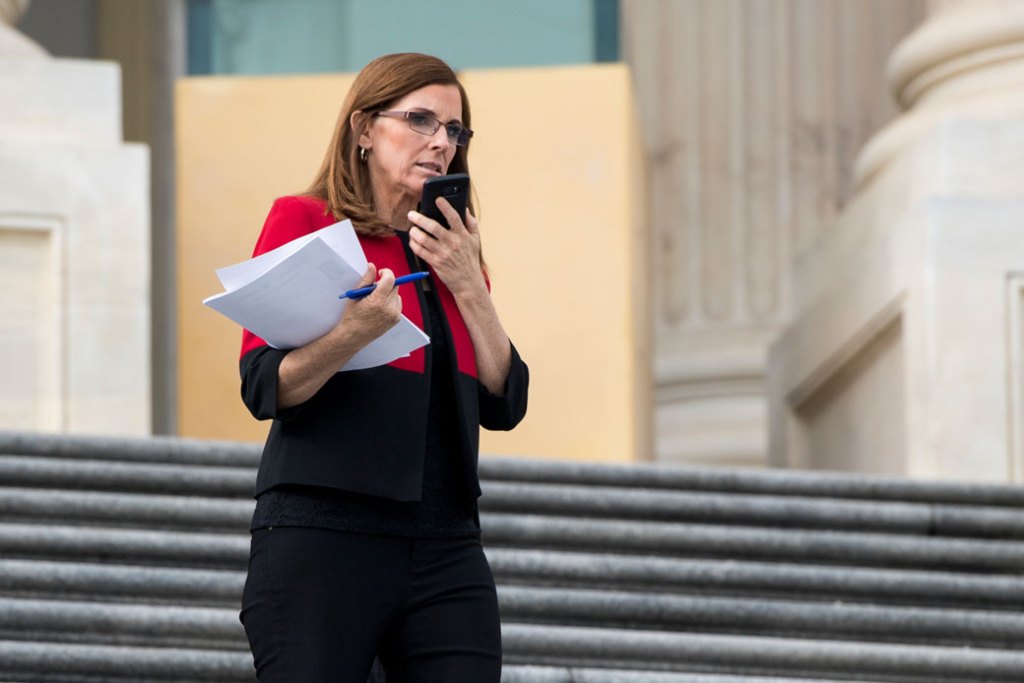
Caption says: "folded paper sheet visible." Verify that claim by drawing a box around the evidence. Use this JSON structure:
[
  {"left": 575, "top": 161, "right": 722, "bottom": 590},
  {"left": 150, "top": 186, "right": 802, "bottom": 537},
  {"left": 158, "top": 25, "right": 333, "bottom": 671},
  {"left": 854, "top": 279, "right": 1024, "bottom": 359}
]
[{"left": 203, "top": 220, "right": 429, "bottom": 371}]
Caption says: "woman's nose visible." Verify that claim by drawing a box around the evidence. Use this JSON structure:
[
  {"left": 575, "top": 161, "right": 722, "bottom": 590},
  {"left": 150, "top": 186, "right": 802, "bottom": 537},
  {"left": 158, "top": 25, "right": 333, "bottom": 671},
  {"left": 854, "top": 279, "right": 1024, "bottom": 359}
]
[{"left": 428, "top": 126, "right": 452, "bottom": 149}]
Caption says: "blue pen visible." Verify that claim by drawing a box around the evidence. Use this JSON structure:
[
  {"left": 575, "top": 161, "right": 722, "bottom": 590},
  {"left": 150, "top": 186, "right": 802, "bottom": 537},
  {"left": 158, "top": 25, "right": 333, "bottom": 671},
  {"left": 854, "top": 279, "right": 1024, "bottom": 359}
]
[{"left": 339, "top": 271, "right": 430, "bottom": 300}]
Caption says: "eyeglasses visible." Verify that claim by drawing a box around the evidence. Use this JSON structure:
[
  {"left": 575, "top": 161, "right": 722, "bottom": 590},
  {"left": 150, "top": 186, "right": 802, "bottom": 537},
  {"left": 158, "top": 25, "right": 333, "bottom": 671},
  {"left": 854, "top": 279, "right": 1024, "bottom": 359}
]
[{"left": 374, "top": 110, "right": 474, "bottom": 147}]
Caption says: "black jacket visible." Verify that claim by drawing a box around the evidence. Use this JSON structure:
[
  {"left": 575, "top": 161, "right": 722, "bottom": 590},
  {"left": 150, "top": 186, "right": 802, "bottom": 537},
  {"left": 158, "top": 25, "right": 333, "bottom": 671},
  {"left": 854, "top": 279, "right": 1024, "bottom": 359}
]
[{"left": 239, "top": 196, "right": 529, "bottom": 501}]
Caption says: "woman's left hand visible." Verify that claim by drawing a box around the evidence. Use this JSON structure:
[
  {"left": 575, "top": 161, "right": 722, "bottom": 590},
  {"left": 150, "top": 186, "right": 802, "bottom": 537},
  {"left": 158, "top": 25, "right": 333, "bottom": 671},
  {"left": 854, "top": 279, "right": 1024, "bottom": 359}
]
[
  {"left": 407, "top": 199, "right": 486, "bottom": 296},
  {"left": 408, "top": 198, "right": 512, "bottom": 395}
]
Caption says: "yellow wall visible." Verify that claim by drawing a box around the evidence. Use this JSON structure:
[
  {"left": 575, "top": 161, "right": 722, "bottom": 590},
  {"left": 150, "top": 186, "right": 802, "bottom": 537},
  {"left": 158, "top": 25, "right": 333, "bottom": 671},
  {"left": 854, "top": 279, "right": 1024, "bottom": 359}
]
[{"left": 176, "top": 63, "right": 651, "bottom": 461}]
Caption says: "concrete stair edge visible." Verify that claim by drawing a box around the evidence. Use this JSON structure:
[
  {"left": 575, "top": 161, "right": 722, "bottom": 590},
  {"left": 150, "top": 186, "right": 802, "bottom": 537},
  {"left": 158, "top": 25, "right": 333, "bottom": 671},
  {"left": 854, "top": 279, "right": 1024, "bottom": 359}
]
[
  {"left": 3, "top": 624, "right": 1024, "bottom": 681},
  {"left": 7, "top": 478, "right": 1024, "bottom": 539},
  {"left": 3, "top": 511, "right": 1023, "bottom": 572},
  {"left": 3, "top": 430, "right": 1024, "bottom": 505},
  {"left": 2, "top": 587, "right": 1023, "bottom": 649},
  {"left": 500, "top": 623, "right": 1024, "bottom": 679},
  {"left": 5, "top": 553, "right": 1023, "bottom": 611}
]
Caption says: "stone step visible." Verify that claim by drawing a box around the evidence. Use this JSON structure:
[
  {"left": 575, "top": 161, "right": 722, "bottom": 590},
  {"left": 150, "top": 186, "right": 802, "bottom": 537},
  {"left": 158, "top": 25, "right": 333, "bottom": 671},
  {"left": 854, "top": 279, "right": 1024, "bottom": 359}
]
[
  {"left": 497, "top": 586, "right": 1024, "bottom": 647},
  {"left": 6, "top": 492, "right": 1024, "bottom": 574},
  {"left": 3, "top": 508, "right": 1023, "bottom": 574},
  {"left": 0, "top": 639, "right": 252, "bottom": 682},
  {"left": 0, "top": 487, "right": 254, "bottom": 532},
  {"left": 0, "top": 522, "right": 247, "bottom": 569},
  {"left": 502, "top": 670, "right": 852, "bottom": 683},
  {"left": 6, "top": 551, "right": 1022, "bottom": 617},
  {"left": 4, "top": 582, "right": 1022, "bottom": 652},
  {"left": 482, "top": 513, "right": 1024, "bottom": 571},
  {"left": 0, "top": 640, "right": 874, "bottom": 683},
  {"left": 0, "top": 597, "right": 246, "bottom": 649},
  {"left": 8, "top": 455, "right": 1024, "bottom": 539},
  {"left": 0, "top": 455, "right": 255, "bottom": 497},
  {"left": 5, "top": 430, "right": 1024, "bottom": 507},
  {"left": 486, "top": 548, "right": 1024, "bottom": 609},
  {"left": 500, "top": 623, "right": 1024, "bottom": 682},
  {"left": 0, "top": 432, "right": 260, "bottom": 468},
  {"left": 482, "top": 481, "right": 1024, "bottom": 538},
  {"left": 8, "top": 455, "right": 1024, "bottom": 541},
  {"left": 478, "top": 458, "right": 1024, "bottom": 507},
  {"left": 3, "top": 603, "right": 1023, "bottom": 682},
  {"left": 0, "top": 559, "right": 242, "bottom": 605}
]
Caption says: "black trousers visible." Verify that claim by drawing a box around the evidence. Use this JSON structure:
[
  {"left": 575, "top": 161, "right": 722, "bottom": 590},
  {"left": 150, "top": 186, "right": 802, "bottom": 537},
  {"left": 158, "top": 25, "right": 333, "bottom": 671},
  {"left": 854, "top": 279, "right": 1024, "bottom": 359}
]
[{"left": 239, "top": 527, "right": 502, "bottom": 683}]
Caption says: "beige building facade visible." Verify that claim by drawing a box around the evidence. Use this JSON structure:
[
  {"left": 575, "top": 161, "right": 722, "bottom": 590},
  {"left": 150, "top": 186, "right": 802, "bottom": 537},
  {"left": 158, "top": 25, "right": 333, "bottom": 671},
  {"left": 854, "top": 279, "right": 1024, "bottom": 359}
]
[{"left": 4, "top": 0, "right": 1023, "bottom": 483}]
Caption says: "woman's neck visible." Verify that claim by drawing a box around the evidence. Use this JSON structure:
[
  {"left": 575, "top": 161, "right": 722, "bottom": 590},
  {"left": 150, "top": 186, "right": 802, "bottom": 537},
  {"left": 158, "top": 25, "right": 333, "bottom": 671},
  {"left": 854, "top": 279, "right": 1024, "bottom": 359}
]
[
  {"left": 384, "top": 202, "right": 416, "bottom": 232},
  {"left": 372, "top": 183, "right": 417, "bottom": 232}
]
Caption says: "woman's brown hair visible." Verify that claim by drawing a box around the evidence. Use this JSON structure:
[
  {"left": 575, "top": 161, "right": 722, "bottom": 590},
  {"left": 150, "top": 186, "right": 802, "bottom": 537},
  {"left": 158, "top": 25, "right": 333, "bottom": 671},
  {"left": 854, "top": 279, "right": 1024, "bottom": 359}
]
[{"left": 306, "top": 53, "right": 474, "bottom": 237}]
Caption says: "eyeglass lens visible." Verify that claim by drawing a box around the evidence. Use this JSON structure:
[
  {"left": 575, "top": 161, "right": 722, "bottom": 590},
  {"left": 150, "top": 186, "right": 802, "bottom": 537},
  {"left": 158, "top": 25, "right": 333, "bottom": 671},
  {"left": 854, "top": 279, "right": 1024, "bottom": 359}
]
[{"left": 407, "top": 113, "right": 470, "bottom": 146}]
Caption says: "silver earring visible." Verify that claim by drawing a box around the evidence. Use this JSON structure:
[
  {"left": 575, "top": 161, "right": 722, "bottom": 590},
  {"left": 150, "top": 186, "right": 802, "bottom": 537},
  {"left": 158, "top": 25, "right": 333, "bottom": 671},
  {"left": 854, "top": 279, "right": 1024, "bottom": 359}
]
[{"left": 359, "top": 147, "right": 368, "bottom": 163}]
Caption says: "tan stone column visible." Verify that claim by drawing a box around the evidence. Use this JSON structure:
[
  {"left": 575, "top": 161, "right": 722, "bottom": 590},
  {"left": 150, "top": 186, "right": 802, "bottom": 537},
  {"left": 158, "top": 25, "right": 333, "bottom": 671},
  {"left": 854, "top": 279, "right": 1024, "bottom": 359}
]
[
  {"left": 95, "top": 0, "right": 187, "bottom": 434},
  {"left": 769, "top": 0, "right": 1024, "bottom": 481},
  {"left": 621, "top": 0, "right": 924, "bottom": 465}
]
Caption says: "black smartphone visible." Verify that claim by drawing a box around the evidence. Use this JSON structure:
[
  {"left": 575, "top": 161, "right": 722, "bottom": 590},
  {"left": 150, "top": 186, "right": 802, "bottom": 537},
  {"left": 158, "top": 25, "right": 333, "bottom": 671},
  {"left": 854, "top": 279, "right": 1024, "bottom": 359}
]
[{"left": 418, "top": 173, "right": 469, "bottom": 229}]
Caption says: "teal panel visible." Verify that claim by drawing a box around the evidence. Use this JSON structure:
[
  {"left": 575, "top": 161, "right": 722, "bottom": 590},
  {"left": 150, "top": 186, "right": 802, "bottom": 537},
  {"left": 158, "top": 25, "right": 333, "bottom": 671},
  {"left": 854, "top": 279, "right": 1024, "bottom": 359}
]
[
  {"left": 187, "top": 0, "right": 213, "bottom": 75},
  {"left": 207, "top": 0, "right": 351, "bottom": 75},
  {"left": 193, "top": 0, "right": 603, "bottom": 76},
  {"left": 593, "top": 0, "right": 619, "bottom": 62},
  {"left": 346, "top": 0, "right": 594, "bottom": 71}
]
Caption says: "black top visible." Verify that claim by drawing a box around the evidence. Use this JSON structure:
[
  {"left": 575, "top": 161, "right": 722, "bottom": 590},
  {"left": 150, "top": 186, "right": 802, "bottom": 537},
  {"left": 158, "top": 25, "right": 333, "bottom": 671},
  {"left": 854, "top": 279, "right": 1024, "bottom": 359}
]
[{"left": 250, "top": 286, "right": 479, "bottom": 537}]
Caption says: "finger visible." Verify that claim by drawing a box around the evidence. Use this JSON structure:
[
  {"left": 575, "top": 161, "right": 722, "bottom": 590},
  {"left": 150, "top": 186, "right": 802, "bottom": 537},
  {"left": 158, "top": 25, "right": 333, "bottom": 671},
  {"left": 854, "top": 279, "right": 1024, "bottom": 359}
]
[
  {"left": 367, "top": 268, "right": 396, "bottom": 302},
  {"left": 409, "top": 226, "right": 438, "bottom": 254},
  {"left": 435, "top": 197, "right": 466, "bottom": 232},
  {"left": 408, "top": 234, "right": 436, "bottom": 265},
  {"left": 377, "top": 268, "right": 396, "bottom": 290},
  {"left": 465, "top": 211, "right": 479, "bottom": 235},
  {"left": 407, "top": 210, "right": 443, "bottom": 239},
  {"left": 357, "top": 262, "right": 377, "bottom": 286}
]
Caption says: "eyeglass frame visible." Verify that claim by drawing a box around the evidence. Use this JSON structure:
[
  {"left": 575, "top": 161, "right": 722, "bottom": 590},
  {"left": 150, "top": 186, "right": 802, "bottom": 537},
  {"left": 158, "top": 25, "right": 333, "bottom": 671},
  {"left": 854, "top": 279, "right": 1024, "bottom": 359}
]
[{"left": 373, "top": 110, "right": 474, "bottom": 147}]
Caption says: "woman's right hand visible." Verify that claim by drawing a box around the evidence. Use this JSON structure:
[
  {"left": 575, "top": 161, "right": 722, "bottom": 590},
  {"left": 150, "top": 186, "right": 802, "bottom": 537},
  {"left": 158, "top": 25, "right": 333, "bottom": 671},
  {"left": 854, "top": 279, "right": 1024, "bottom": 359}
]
[
  {"left": 335, "top": 263, "right": 403, "bottom": 346},
  {"left": 275, "top": 263, "right": 402, "bottom": 410}
]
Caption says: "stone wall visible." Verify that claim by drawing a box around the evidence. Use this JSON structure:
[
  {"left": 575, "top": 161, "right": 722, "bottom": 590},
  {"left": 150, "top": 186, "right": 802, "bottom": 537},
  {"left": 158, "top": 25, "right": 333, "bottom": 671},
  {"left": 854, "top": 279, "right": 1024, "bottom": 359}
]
[
  {"left": 621, "top": 0, "right": 927, "bottom": 466},
  {"left": 769, "top": 0, "right": 1024, "bottom": 482},
  {"left": 0, "top": 5, "right": 150, "bottom": 434}
]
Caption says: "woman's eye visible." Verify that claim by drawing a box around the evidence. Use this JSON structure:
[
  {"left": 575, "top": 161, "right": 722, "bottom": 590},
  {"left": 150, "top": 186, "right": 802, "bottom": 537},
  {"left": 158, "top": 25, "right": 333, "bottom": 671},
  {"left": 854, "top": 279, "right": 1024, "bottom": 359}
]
[{"left": 409, "top": 113, "right": 431, "bottom": 126}]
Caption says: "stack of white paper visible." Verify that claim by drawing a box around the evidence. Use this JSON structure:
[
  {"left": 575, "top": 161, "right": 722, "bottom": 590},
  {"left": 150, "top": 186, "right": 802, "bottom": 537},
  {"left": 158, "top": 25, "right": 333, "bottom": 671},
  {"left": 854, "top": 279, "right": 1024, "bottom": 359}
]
[{"left": 203, "top": 220, "right": 430, "bottom": 371}]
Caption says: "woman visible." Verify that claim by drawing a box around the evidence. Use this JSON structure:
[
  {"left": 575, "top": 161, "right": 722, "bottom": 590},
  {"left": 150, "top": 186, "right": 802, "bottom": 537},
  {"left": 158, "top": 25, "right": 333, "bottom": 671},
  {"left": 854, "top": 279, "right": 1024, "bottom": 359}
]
[{"left": 238, "top": 53, "right": 529, "bottom": 682}]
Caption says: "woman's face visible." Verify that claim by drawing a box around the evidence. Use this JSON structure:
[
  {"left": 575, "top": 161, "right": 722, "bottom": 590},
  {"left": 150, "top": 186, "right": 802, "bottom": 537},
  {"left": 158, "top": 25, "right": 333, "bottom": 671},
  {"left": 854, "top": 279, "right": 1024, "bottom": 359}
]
[{"left": 359, "top": 83, "right": 463, "bottom": 206}]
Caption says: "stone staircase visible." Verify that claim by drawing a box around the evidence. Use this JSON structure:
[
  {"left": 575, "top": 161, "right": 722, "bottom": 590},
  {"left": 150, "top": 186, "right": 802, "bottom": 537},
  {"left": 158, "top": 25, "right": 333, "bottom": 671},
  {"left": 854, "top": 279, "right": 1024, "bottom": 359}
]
[{"left": 0, "top": 431, "right": 1023, "bottom": 682}]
